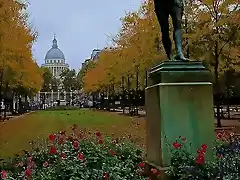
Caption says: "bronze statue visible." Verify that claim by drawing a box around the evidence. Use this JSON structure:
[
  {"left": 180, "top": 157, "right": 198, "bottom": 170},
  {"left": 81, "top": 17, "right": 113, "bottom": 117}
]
[{"left": 153, "top": 0, "right": 188, "bottom": 61}]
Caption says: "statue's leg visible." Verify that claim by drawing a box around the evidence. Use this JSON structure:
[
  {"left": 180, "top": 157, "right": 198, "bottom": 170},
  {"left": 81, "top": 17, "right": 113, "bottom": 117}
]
[
  {"left": 154, "top": 2, "right": 172, "bottom": 60},
  {"left": 170, "top": 6, "right": 187, "bottom": 61}
]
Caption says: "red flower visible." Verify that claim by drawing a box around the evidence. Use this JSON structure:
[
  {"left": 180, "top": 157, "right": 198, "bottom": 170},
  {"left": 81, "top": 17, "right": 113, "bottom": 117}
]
[
  {"left": 43, "top": 161, "right": 49, "bottom": 167},
  {"left": 48, "top": 134, "right": 56, "bottom": 142},
  {"left": 96, "top": 131, "right": 101, "bottom": 137},
  {"left": 61, "top": 153, "right": 67, "bottom": 159},
  {"left": 58, "top": 137, "right": 64, "bottom": 145},
  {"left": 1, "top": 170, "right": 7, "bottom": 179},
  {"left": 197, "top": 146, "right": 207, "bottom": 155},
  {"left": 151, "top": 168, "right": 158, "bottom": 174},
  {"left": 217, "top": 154, "right": 223, "bottom": 158},
  {"left": 103, "top": 172, "right": 109, "bottom": 180},
  {"left": 138, "top": 162, "right": 145, "bottom": 168},
  {"left": 77, "top": 152, "right": 85, "bottom": 161},
  {"left": 49, "top": 146, "right": 57, "bottom": 154},
  {"left": 109, "top": 150, "right": 115, "bottom": 156},
  {"left": 73, "top": 140, "right": 79, "bottom": 149},
  {"left": 98, "top": 139, "right": 103, "bottom": 144},
  {"left": 24, "top": 168, "right": 32, "bottom": 177},
  {"left": 173, "top": 141, "right": 182, "bottom": 149},
  {"left": 196, "top": 154, "right": 205, "bottom": 165},
  {"left": 201, "top": 144, "right": 208, "bottom": 150}
]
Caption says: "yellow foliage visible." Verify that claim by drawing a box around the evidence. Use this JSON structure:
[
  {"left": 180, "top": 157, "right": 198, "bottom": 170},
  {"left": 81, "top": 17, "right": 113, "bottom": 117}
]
[
  {"left": 83, "top": 0, "right": 240, "bottom": 93},
  {"left": 0, "top": 0, "right": 43, "bottom": 95}
]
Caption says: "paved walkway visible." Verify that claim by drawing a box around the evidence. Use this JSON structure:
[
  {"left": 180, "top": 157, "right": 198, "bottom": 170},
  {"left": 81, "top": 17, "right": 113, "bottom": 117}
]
[{"left": 0, "top": 111, "right": 35, "bottom": 127}]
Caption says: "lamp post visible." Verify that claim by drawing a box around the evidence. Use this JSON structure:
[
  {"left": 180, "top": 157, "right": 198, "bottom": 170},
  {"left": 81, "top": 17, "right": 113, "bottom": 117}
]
[
  {"left": 58, "top": 90, "right": 60, "bottom": 100},
  {"left": 70, "top": 90, "right": 73, "bottom": 105}
]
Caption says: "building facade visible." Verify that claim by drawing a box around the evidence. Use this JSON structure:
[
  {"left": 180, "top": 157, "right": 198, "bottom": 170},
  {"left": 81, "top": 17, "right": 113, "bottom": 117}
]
[
  {"left": 81, "top": 49, "right": 101, "bottom": 68},
  {"left": 41, "top": 35, "right": 69, "bottom": 79}
]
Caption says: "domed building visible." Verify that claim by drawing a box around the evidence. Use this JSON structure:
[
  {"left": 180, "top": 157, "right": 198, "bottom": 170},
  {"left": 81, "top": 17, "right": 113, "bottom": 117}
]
[{"left": 41, "top": 35, "right": 69, "bottom": 79}]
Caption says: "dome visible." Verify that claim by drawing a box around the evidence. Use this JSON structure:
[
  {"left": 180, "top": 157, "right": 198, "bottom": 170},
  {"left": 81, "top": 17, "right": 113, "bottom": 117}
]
[
  {"left": 45, "top": 35, "right": 65, "bottom": 60},
  {"left": 45, "top": 48, "right": 65, "bottom": 60}
]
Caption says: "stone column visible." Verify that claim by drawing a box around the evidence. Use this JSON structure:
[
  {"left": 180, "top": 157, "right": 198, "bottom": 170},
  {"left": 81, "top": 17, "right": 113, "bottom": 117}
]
[
  {"left": 58, "top": 90, "right": 60, "bottom": 100},
  {"left": 64, "top": 91, "right": 66, "bottom": 100}
]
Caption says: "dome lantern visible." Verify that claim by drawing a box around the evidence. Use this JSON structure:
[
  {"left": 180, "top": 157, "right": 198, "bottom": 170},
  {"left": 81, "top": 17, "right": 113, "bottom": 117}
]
[{"left": 45, "top": 34, "right": 65, "bottom": 60}]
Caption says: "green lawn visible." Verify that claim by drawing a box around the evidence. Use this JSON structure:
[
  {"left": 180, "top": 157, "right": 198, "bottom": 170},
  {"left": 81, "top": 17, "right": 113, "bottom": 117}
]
[{"left": 0, "top": 109, "right": 145, "bottom": 159}]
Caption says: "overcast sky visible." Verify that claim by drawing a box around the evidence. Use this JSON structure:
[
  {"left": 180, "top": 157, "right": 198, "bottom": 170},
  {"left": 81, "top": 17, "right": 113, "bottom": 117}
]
[{"left": 28, "top": 0, "right": 142, "bottom": 71}]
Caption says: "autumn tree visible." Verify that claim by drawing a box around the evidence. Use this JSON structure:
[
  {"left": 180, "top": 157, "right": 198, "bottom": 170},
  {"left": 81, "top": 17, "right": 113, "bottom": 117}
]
[
  {"left": 0, "top": 0, "right": 43, "bottom": 114},
  {"left": 83, "top": 0, "right": 163, "bottom": 93},
  {"left": 187, "top": 0, "right": 240, "bottom": 127},
  {"left": 77, "top": 60, "right": 96, "bottom": 90}
]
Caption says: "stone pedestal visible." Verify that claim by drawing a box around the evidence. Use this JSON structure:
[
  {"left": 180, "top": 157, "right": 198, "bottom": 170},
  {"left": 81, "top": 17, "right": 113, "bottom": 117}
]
[{"left": 145, "top": 60, "right": 215, "bottom": 167}]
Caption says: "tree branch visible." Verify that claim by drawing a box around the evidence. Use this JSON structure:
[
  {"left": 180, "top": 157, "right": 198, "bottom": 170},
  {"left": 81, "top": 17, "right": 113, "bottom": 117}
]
[{"left": 217, "top": 26, "right": 239, "bottom": 59}]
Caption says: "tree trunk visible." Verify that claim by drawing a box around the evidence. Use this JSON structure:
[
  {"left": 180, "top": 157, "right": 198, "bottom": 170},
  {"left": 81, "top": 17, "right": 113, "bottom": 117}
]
[
  {"left": 215, "top": 40, "right": 221, "bottom": 127},
  {"left": 136, "top": 68, "right": 139, "bottom": 115},
  {"left": 3, "top": 81, "right": 9, "bottom": 118},
  {"left": 121, "top": 75, "right": 125, "bottom": 113}
]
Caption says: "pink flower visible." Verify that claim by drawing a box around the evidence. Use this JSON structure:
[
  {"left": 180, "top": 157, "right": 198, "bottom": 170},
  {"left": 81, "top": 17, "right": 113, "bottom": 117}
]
[
  {"left": 1, "top": 170, "right": 7, "bottom": 179},
  {"left": 43, "top": 161, "right": 49, "bottom": 167},
  {"left": 77, "top": 152, "right": 85, "bottom": 161},
  {"left": 19, "top": 162, "right": 24, "bottom": 167},
  {"left": 73, "top": 140, "right": 79, "bottom": 149},
  {"left": 27, "top": 156, "right": 33, "bottom": 163},
  {"left": 61, "top": 153, "right": 67, "bottom": 159}
]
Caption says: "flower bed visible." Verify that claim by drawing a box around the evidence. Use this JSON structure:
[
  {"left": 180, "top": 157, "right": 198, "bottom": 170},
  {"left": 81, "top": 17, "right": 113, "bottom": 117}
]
[
  {"left": 166, "top": 132, "right": 240, "bottom": 180},
  {"left": 0, "top": 125, "right": 154, "bottom": 180},
  {"left": 0, "top": 126, "right": 240, "bottom": 180}
]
